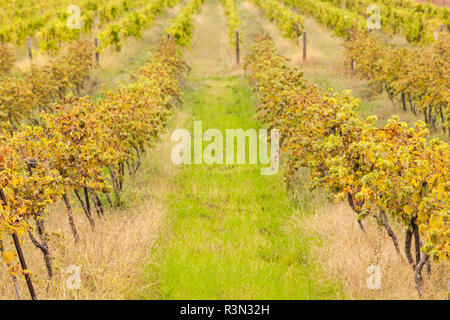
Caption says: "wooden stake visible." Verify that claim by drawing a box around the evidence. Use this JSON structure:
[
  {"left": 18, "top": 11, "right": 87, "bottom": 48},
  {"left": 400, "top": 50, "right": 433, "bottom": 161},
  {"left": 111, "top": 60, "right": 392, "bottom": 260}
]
[
  {"left": 302, "top": 31, "right": 307, "bottom": 61},
  {"left": 62, "top": 192, "right": 80, "bottom": 243},
  {"left": 296, "top": 23, "right": 301, "bottom": 46},
  {"left": 26, "top": 37, "right": 32, "bottom": 63},
  {"left": 84, "top": 187, "right": 91, "bottom": 218},
  {"left": 12, "top": 233, "right": 37, "bottom": 300},
  {"left": 94, "top": 37, "right": 99, "bottom": 65},
  {"left": 235, "top": 30, "right": 240, "bottom": 64},
  {"left": 0, "top": 189, "right": 37, "bottom": 300}
]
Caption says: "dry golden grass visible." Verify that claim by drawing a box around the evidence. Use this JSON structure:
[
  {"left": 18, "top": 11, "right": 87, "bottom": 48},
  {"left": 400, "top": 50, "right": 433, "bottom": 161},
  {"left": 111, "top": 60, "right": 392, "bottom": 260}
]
[
  {"left": 15, "top": 51, "right": 49, "bottom": 71},
  {"left": 299, "top": 202, "right": 449, "bottom": 300},
  {"left": 0, "top": 179, "right": 162, "bottom": 300},
  {"left": 186, "top": 3, "right": 241, "bottom": 77}
]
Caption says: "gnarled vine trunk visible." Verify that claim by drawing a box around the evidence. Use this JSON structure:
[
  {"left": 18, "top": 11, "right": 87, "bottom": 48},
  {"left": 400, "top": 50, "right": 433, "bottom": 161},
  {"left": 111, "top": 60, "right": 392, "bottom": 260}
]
[{"left": 62, "top": 192, "right": 80, "bottom": 243}]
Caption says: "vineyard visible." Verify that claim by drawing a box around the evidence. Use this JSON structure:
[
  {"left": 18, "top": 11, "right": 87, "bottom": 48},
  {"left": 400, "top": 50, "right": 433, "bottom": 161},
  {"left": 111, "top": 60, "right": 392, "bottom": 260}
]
[{"left": 0, "top": 0, "right": 448, "bottom": 301}]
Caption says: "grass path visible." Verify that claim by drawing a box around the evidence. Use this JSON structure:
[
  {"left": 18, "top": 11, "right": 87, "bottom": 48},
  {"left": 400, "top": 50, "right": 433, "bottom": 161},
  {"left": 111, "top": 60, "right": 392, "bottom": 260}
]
[{"left": 143, "top": 0, "right": 341, "bottom": 300}]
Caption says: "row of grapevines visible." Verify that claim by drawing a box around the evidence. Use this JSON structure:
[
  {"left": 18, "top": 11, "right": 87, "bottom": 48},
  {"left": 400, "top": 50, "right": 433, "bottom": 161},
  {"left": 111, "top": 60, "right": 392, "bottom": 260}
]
[
  {"left": 98, "top": 0, "right": 183, "bottom": 52},
  {"left": 344, "top": 31, "right": 449, "bottom": 134},
  {"left": 0, "top": 0, "right": 175, "bottom": 53},
  {"left": 244, "top": 34, "right": 449, "bottom": 296},
  {"left": 0, "top": 39, "right": 189, "bottom": 299},
  {"left": 0, "top": 0, "right": 136, "bottom": 48},
  {"left": 0, "top": 0, "right": 74, "bottom": 44},
  {"left": 281, "top": 0, "right": 448, "bottom": 43},
  {"left": 165, "top": 0, "right": 205, "bottom": 46},
  {"left": 325, "top": 0, "right": 448, "bottom": 22},
  {"left": 282, "top": 0, "right": 366, "bottom": 38},
  {"left": 251, "top": 0, "right": 304, "bottom": 39},
  {"left": 37, "top": 0, "right": 140, "bottom": 52},
  {"left": 265, "top": 0, "right": 448, "bottom": 135},
  {"left": 316, "top": 0, "right": 448, "bottom": 43},
  {"left": 220, "top": 0, "right": 240, "bottom": 48},
  {"left": 0, "top": 41, "right": 95, "bottom": 131},
  {"left": 377, "top": 0, "right": 449, "bottom": 20}
]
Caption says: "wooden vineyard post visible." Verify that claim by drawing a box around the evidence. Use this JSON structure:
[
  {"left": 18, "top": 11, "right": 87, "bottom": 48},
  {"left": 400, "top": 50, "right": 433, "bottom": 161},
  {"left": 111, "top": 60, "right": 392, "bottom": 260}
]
[
  {"left": 84, "top": 187, "right": 91, "bottom": 219},
  {"left": 12, "top": 233, "right": 37, "bottom": 300},
  {"left": 440, "top": 24, "right": 444, "bottom": 32},
  {"left": 26, "top": 36, "right": 33, "bottom": 63},
  {"left": 296, "top": 23, "right": 301, "bottom": 46},
  {"left": 0, "top": 188, "right": 37, "bottom": 300},
  {"left": 62, "top": 191, "right": 80, "bottom": 243},
  {"left": 94, "top": 37, "right": 99, "bottom": 65},
  {"left": 401, "top": 92, "right": 407, "bottom": 112},
  {"left": 302, "top": 31, "right": 307, "bottom": 61},
  {"left": 167, "top": 33, "right": 171, "bottom": 40},
  {"left": 235, "top": 30, "right": 240, "bottom": 64}
]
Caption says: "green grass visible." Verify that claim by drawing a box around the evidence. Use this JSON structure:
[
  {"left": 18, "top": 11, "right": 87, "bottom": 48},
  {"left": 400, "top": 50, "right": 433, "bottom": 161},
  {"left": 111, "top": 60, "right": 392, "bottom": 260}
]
[{"left": 142, "top": 75, "right": 342, "bottom": 300}]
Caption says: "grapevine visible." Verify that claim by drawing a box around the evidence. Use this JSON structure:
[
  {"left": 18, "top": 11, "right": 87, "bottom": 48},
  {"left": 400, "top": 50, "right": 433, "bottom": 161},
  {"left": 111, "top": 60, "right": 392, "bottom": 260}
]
[
  {"left": 220, "top": 0, "right": 241, "bottom": 48},
  {"left": 165, "top": 0, "right": 206, "bottom": 47},
  {"left": 244, "top": 35, "right": 449, "bottom": 295},
  {"left": 0, "top": 38, "right": 189, "bottom": 298}
]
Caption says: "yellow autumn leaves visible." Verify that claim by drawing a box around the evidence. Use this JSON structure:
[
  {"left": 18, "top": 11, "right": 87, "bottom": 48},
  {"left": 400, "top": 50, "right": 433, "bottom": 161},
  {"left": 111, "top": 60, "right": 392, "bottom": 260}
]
[
  {"left": 344, "top": 31, "right": 449, "bottom": 132},
  {"left": 165, "top": 0, "right": 205, "bottom": 47},
  {"left": 0, "top": 41, "right": 95, "bottom": 130},
  {"left": 0, "top": 39, "right": 189, "bottom": 278},
  {"left": 244, "top": 34, "right": 449, "bottom": 268}
]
